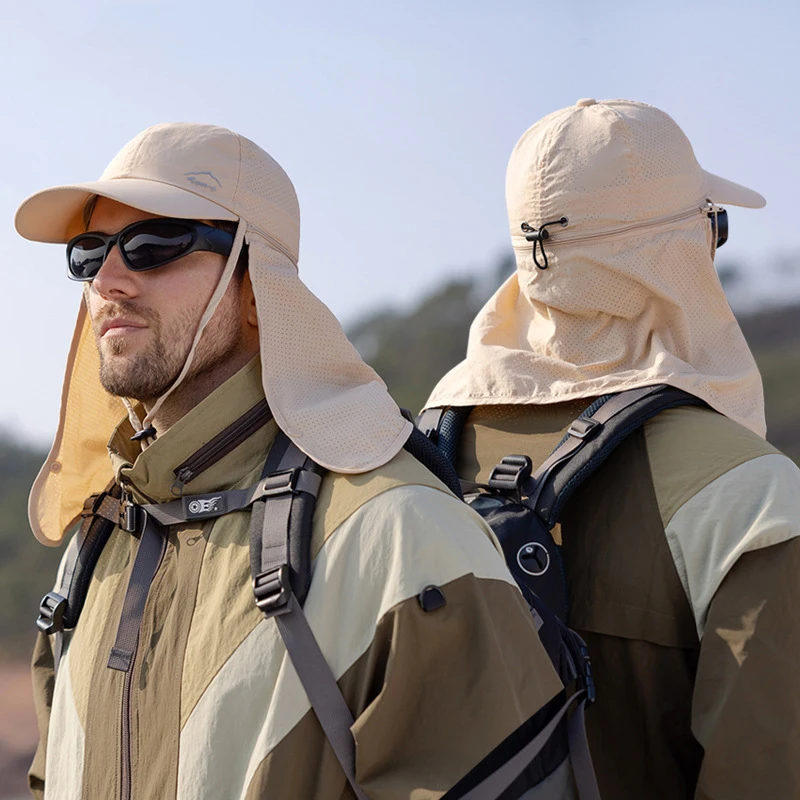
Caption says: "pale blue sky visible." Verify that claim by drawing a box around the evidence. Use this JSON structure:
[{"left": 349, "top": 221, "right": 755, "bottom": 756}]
[{"left": 2, "top": 0, "right": 798, "bottom": 443}]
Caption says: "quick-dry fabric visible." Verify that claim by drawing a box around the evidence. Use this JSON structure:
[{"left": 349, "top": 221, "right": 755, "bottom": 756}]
[
  {"left": 426, "top": 99, "right": 766, "bottom": 438},
  {"left": 17, "top": 123, "right": 410, "bottom": 544}
]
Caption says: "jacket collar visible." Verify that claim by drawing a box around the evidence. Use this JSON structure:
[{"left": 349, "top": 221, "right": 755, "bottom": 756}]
[{"left": 108, "top": 356, "right": 277, "bottom": 504}]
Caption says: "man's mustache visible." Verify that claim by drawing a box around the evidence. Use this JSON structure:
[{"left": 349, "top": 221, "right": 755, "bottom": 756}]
[{"left": 91, "top": 301, "right": 158, "bottom": 332}]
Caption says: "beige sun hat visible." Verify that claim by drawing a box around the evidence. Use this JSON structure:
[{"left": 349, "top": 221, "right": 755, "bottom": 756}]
[
  {"left": 426, "top": 98, "right": 767, "bottom": 438},
  {"left": 16, "top": 123, "right": 411, "bottom": 545}
]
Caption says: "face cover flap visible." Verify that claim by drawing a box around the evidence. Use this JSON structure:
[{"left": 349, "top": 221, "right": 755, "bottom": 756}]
[
  {"left": 29, "top": 303, "right": 124, "bottom": 544},
  {"left": 247, "top": 232, "right": 411, "bottom": 473}
]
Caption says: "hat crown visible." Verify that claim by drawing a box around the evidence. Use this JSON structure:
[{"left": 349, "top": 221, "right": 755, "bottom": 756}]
[
  {"left": 506, "top": 99, "right": 706, "bottom": 241},
  {"left": 102, "top": 122, "right": 300, "bottom": 261}
]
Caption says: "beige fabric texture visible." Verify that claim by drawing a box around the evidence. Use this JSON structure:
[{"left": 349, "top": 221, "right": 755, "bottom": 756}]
[
  {"left": 16, "top": 122, "right": 410, "bottom": 544},
  {"left": 426, "top": 99, "right": 767, "bottom": 438}
]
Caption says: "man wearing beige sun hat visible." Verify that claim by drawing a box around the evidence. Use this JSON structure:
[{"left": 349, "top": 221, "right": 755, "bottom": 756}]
[
  {"left": 16, "top": 124, "right": 568, "bottom": 798},
  {"left": 423, "top": 98, "right": 800, "bottom": 798}
]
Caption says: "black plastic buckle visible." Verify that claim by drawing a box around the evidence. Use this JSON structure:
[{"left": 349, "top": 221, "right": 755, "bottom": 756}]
[
  {"left": 260, "top": 469, "right": 299, "bottom": 498},
  {"left": 568, "top": 417, "right": 602, "bottom": 440},
  {"left": 488, "top": 455, "right": 533, "bottom": 497},
  {"left": 253, "top": 564, "right": 292, "bottom": 616},
  {"left": 36, "top": 591, "right": 68, "bottom": 635}
]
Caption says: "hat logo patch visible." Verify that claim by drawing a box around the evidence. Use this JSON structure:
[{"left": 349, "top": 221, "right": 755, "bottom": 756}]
[{"left": 185, "top": 171, "right": 222, "bottom": 192}]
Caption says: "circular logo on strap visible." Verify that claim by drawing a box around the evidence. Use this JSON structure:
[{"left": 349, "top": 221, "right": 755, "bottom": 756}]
[{"left": 517, "top": 542, "right": 550, "bottom": 577}]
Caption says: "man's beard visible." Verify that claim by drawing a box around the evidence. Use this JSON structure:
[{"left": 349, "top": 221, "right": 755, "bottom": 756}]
[{"left": 93, "top": 293, "right": 242, "bottom": 403}]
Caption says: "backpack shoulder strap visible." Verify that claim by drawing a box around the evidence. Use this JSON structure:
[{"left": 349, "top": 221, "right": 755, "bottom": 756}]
[
  {"left": 36, "top": 481, "right": 121, "bottom": 674},
  {"left": 247, "top": 431, "right": 369, "bottom": 798},
  {"left": 526, "top": 385, "right": 707, "bottom": 527},
  {"left": 403, "top": 426, "right": 464, "bottom": 499},
  {"left": 416, "top": 405, "right": 473, "bottom": 469}
]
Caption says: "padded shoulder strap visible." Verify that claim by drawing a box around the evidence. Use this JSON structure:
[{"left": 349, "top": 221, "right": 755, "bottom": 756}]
[
  {"left": 403, "top": 426, "right": 464, "bottom": 500},
  {"left": 36, "top": 481, "right": 120, "bottom": 674},
  {"left": 249, "top": 431, "right": 325, "bottom": 611},
  {"left": 527, "top": 385, "right": 707, "bottom": 527},
  {"left": 416, "top": 406, "right": 473, "bottom": 469}
]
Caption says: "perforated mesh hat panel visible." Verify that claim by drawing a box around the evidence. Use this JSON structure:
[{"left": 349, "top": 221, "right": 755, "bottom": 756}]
[{"left": 427, "top": 99, "right": 766, "bottom": 439}]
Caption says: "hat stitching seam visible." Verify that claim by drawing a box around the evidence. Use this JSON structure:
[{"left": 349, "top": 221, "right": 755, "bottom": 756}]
[
  {"left": 103, "top": 174, "right": 238, "bottom": 218},
  {"left": 231, "top": 133, "right": 244, "bottom": 210}
]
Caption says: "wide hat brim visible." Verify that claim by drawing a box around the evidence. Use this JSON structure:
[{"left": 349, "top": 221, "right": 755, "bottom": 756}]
[
  {"left": 702, "top": 169, "right": 766, "bottom": 209},
  {"left": 15, "top": 178, "right": 238, "bottom": 244}
]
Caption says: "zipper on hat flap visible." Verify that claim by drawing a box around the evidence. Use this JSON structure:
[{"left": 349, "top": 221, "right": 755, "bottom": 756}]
[
  {"left": 525, "top": 204, "right": 706, "bottom": 251},
  {"left": 171, "top": 398, "right": 272, "bottom": 495}
]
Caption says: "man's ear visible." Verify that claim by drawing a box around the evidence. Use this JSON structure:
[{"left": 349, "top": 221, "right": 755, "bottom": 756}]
[{"left": 242, "top": 271, "right": 258, "bottom": 328}]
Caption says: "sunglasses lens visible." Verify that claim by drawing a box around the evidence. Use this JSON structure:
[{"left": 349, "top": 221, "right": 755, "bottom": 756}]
[
  {"left": 68, "top": 236, "right": 107, "bottom": 280},
  {"left": 121, "top": 221, "right": 195, "bottom": 270}
]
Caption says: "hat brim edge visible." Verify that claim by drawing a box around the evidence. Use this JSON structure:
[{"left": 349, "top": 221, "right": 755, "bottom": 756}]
[
  {"left": 702, "top": 169, "right": 766, "bottom": 209},
  {"left": 15, "top": 178, "right": 238, "bottom": 244}
]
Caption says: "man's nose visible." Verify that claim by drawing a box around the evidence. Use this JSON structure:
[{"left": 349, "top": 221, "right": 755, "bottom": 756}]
[{"left": 91, "top": 244, "right": 139, "bottom": 299}]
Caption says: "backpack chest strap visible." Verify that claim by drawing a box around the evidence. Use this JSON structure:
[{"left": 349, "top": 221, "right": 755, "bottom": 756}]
[{"left": 130, "top": 470, "right": 323, "bottom": 529}]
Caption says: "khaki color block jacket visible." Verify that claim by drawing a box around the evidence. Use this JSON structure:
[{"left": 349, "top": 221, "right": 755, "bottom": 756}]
[
  {"left": 458, "top": 401, "right": 800, "bottom": 800},
  {"left": 29, "top": 359, "right": 564, "bottom": 800}
]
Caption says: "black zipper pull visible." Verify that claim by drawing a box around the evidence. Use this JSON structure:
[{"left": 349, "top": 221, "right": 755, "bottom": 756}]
[{"left": 171, "top": 468, "right": 194, "bottom": 497}]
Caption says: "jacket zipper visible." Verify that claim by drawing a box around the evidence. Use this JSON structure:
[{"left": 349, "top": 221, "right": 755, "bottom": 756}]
[
  {"left": 172, "top": 398, "right": 272, "bottom": 493},
  {"left": 120, "top": 664, "right": 135, "bottom": 800},
  {"left": 532, "top": 205, "right": 705, "bottom": 250}
]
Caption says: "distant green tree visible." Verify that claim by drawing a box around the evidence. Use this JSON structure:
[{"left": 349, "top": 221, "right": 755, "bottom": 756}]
[{"left": 0, "top": 436, "right": 61, "bottom": 659}]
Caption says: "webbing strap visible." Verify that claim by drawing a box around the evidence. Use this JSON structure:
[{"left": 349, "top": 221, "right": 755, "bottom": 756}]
[
  {"left": 53, "top": 631, "right": 64, "bottom": 675},
  {"left": 107, "top": 514, "right": 167, "bottom": 672},
  {"left": 456, "top": 691, "right": 587, "bottom": 800},
  {"left": 275, "top": 592, "right": 368, "bottom": 800},
  {"left": 567, "top": 700, "right": 601, "bottom": 800},
  {"left": 139, "top": 471, "right": 322, "bottom": 527}
]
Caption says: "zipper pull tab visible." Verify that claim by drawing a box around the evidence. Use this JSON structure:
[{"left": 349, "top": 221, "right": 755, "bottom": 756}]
[{"left": 171, "top": 468, "right": 193, "bottom": 497}]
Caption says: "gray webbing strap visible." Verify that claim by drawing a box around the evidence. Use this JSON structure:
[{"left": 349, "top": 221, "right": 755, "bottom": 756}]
[
  {"left": 257, "top": 440, "right": 310, "bottom": 586},
  {"left": 274, "top": 594, "right": 369, "bottom": 800},
  {"left": 567, "top": 700, "right": 601, "bottom": 800},
  {"left": 457, "top": 691, "right": 587, "bottom": 800},
  {"left": 53, "top": 631, "right": 64, "bottom": 675},
  {"left": 107, "top": 513, "right": 167, "bottom": 672},
  {"left": 140, "top": 471, "right": 322, "bottom": 527}
]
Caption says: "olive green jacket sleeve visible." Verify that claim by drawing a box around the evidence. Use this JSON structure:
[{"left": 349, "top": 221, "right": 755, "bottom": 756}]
[
  {"left": 693, "top": 536, "right": 800, "bottom": 799},
  {"left": 662, "top": 454, "right": 800, "bottom": 799}
]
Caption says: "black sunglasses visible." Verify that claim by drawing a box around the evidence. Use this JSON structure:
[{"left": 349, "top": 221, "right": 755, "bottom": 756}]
[
  {"left": 708, "top": 207, "right": 728, "bottom": 250},
  {"left": 66, "top": 218, "right": 235, "bottom": 281}
]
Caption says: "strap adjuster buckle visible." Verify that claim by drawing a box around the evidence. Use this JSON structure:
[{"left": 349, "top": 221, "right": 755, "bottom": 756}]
[
  {"left": 260, "top": 469, "right": 299, "bottom": 498},
  {"left": 253, "top": 564, "right": 292, "bottom": 616},
  {"left": 488, "top": 455, "right": 533, "bottom": 495},
  {"left": 36, "top": 591, "right": 67, "bottom": 635},
  {"left": 568, "top": 417, "right": 602, "bottom": 440}
]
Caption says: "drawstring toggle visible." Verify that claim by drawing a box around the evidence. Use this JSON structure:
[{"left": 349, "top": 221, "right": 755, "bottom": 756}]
[{"left": 521, "top": 217, "right": 569, "bottom": 270}]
